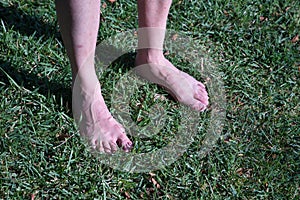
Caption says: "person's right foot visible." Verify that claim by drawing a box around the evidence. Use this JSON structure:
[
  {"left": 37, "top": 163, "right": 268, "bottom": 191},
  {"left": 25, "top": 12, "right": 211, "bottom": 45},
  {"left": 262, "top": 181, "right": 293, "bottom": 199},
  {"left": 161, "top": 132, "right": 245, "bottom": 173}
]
[{"left": 73, "top": 82, "right": 133, "bottom": 153}]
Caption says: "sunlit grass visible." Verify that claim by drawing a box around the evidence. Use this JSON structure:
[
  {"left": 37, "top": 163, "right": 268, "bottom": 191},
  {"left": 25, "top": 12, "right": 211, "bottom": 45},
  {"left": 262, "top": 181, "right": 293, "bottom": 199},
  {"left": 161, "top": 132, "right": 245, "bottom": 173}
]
[{"left": 0, "top": 0, "right": 299, "bottom": 198}]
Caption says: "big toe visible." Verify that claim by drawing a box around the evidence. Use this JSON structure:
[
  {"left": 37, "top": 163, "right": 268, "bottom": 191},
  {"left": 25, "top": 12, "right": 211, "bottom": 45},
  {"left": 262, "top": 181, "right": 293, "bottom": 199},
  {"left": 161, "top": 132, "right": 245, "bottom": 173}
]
[
  {"left": 194, "top": 91, "right": 209, "bottom": 106},
  {"left": 116, "top": 133, "right": 133, "bottom": 152}
]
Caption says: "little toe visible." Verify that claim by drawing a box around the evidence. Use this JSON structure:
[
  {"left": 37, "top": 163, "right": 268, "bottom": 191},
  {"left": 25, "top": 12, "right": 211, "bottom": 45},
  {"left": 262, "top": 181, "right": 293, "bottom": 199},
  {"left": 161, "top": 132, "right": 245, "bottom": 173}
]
[
  {"left": 98, "top": 142, "right": 105, "bottom": 153},
  {"left": 88, "top": 135, "right": 98, "bottom": 148},
  {"left": 192, "top": 102, "right": 207, "bottom": 112}
]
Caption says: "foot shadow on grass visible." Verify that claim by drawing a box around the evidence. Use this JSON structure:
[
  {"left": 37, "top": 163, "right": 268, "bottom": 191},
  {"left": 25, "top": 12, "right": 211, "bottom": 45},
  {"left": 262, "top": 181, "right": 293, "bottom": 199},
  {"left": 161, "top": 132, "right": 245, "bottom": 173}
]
[
  {"left": 0, "top": 2, "right": 61, "bottom": 40},
  {"left": 0, "top": 60, "right": 73, "bottom": 114},
  {"left": 0, "top": 2, "right": 72, "bottom": 112}
]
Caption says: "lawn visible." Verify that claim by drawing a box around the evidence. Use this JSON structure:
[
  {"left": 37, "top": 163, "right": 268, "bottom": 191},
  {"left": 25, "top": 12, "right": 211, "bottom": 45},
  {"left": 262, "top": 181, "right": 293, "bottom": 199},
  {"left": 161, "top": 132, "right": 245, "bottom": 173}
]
[{"left": 0, "top": 0, "right": 299, "bottom": 199}]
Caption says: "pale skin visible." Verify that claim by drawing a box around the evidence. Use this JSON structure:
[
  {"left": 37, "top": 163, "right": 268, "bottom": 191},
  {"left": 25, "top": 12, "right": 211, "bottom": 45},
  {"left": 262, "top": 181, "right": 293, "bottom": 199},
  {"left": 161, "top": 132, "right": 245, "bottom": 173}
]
[{"left": 55, "top": 0, "right": 209, "bottom": 153}]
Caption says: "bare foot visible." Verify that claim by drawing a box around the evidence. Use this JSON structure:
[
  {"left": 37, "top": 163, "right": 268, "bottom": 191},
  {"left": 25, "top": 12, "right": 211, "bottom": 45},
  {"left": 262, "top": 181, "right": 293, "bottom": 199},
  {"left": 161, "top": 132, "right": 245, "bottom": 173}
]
[
  {"left": 73, "top": 81, "right": 133, "bottom": 153},
  {"left": 135, "top": 51, "right": 209, "bottom": 111}
]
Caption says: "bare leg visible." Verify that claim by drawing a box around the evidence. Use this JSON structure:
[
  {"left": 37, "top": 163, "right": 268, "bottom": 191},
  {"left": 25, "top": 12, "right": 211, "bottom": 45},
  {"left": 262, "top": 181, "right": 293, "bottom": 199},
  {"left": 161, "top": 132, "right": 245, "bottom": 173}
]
[
  {"left": 55, "top": 0, "right": 132, "bottom": 153},
  {"left": 135, "top": 0, "right": 209, "bottom": 111}
]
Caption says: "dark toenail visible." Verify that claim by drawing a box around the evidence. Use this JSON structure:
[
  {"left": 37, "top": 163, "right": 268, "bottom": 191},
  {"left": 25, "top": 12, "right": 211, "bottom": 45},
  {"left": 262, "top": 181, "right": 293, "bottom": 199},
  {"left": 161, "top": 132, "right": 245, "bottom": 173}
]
[{"left": 116, "top": 139, "right": 122, "bottom": 147}]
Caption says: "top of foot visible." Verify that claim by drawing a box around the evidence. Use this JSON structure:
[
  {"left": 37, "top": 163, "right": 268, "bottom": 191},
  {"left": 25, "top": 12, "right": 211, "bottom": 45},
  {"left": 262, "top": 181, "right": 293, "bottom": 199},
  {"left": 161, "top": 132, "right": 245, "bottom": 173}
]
[{"left": 134, "top": 55, "right": 209, "bottom": 111}]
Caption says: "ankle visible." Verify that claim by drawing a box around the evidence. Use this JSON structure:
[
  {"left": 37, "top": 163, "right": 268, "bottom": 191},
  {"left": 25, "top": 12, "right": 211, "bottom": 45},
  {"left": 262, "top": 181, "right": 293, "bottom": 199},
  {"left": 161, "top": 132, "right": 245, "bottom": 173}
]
[{"left": 136, "top": 49, "right": 164, "bottom": 63}]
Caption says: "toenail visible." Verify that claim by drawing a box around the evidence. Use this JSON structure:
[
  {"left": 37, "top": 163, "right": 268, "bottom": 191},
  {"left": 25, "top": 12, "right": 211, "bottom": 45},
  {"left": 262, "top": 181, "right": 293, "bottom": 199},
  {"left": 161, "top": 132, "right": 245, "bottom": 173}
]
[
  {"left": 123, "top": 142, "right": 133, "bottom": 151},
  {"left": 127, "top": 142, "right": 133, "bottom": 148}
]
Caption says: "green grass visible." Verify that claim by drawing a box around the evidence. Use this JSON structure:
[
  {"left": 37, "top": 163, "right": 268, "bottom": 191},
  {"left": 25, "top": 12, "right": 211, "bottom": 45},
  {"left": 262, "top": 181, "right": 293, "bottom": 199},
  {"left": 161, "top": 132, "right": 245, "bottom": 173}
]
[{"left": 0, "top": 0, "right": 299, "bottom": 199}]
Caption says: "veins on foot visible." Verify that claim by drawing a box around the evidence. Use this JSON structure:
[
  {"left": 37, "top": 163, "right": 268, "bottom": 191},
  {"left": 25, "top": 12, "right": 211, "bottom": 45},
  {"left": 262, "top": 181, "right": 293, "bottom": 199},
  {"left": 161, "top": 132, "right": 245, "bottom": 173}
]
[
  {"left": 134, "top": 55, "right": 209, "bottom": 111},
  {"left": 73, "top": 82, "right": 133, "bottom": 153}
]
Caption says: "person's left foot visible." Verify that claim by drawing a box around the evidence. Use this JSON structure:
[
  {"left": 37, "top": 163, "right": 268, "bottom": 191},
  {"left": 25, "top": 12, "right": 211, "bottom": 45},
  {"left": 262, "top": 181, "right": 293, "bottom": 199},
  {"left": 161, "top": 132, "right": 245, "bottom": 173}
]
[{"left": 135, "top": 51, "right": 209, "bottom": 111}]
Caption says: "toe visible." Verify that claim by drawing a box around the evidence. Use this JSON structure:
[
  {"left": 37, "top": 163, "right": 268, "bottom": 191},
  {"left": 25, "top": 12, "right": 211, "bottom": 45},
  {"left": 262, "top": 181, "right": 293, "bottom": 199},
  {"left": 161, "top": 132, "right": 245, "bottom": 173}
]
[
  {"left": 89, "top": 136, "right": 98, "bottom": 150},
  {"left": 192, "top": 102, "right": 207, "bottom": 112},
  {"left": 197, "top": 82, "right": 206, "bottom": 89},
  {"left": 194, "top": 91, "right": 209, "bottom": 106},
  {"left": 109, "top": 141, "right": 118, "bottom": 153},
  {"left": 116, "top": 133, "right": 133, "bottom": 152},
  {"left": 198, "top": 86, "right": 208, "bottom": 96},
  {"left": 102, "top": 141, "right": 112, "bottom": 154},
  {"left": 98, "top": 142, "right": 105, "bottom": 153}
]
